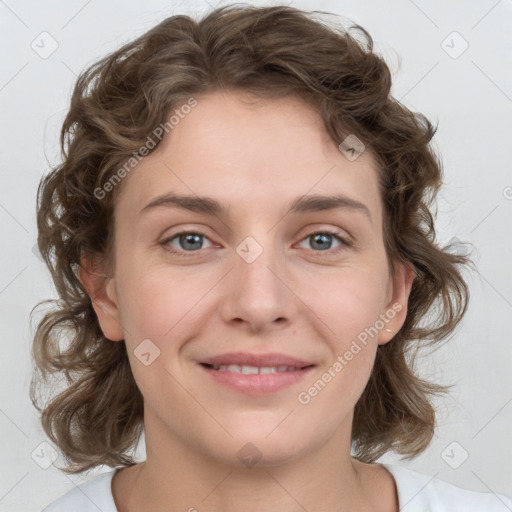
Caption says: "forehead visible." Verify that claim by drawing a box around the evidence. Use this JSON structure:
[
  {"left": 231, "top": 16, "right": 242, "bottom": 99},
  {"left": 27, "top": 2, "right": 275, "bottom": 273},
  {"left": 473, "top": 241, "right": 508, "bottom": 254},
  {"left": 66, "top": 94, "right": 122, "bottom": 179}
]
[{"left": 115, "top": 90, "right": 383, "bottom": 225}]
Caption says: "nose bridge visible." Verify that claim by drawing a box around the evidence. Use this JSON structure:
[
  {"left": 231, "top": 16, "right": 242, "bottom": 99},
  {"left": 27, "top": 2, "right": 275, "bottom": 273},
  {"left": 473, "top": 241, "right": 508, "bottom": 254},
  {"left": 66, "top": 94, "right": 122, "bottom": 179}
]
[
  {"left": 221, "top": 230, "right": 293, "bottom": 329},
  {"left": 234, "top": 232, "right": 283, "bottom": 295}
]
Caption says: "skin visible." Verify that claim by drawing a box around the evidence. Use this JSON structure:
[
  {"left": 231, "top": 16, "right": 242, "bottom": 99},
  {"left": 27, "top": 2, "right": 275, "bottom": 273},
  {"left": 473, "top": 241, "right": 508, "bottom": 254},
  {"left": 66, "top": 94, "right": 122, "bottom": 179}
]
[{"left": 80, "top": 90, "right": 415, "bottom": 512}]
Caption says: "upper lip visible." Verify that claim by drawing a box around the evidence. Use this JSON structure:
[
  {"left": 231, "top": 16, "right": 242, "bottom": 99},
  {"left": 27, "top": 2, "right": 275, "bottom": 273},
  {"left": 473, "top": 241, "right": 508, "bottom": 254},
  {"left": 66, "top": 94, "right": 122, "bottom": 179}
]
[{"left": 199, "top": 352, "right": 315, "bottom": 368}]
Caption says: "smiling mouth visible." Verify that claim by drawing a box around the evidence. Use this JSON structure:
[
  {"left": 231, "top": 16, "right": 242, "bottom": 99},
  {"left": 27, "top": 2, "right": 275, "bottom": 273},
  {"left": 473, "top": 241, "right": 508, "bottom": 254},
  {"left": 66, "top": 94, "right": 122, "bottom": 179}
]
[
  {"left": 198, "top": 359, "right": 315, "bottom": 395},
  {"left": 197, "top": 352, "right": 316, "bottom": 394},
  {"left": 200, "top": 363, "right": 313, "bottom": 374}
]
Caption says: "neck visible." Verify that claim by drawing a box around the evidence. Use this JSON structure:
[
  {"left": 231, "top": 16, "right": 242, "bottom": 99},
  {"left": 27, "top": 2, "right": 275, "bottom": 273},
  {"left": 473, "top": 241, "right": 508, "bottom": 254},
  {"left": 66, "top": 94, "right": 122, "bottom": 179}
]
[{"left": 114, "top": 409, "right": 394, "bottom": 512}]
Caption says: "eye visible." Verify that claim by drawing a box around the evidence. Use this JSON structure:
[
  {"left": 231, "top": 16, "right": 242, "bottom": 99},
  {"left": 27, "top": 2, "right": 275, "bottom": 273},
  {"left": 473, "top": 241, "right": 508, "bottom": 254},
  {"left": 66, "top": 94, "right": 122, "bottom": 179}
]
[
  {"left": 297, "top": 230, "right": 351, "bottom": 253},
  {"left": 160, "top": 229, "right": 351, "bottom": 258},
  {"left": 161, "top": 231, "right": 214, "bottom": 256}
]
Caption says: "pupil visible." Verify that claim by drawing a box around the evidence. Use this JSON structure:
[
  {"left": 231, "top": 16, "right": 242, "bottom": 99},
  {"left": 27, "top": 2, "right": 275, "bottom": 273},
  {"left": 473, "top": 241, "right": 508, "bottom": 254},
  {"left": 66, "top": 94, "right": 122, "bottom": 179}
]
[
  {"left": 181, "top": 233, "right": 202, "bottom": 250},
  {"left": 312, "top": 233, "right": 331, "bottom": 250}
]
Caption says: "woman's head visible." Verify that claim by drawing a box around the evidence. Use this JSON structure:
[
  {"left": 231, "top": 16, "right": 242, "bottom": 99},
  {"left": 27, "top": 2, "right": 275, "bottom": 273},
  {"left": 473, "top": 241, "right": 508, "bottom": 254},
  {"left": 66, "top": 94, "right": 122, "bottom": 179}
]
[{"left": 31, "top": 4, "right": 469, "bottom": 473}]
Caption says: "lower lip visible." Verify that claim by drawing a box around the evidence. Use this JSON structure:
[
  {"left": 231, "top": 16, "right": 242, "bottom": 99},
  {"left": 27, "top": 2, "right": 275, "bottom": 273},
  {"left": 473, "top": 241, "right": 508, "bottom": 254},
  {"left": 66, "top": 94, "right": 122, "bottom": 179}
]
[{"left": 198, "top": 364, "right": 314, "bottom": 395}]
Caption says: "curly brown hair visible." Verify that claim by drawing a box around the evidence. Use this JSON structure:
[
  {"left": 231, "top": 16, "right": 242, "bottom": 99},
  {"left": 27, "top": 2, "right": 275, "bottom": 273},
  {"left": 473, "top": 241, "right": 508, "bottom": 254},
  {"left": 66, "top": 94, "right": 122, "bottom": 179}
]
[{"left": 30, "top": 4, "right": 470, "bottom": 474}]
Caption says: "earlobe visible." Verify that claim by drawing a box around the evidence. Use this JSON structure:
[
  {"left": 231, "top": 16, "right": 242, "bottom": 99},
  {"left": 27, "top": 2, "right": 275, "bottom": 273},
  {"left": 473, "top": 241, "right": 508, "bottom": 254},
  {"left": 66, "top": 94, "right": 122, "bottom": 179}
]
[
  {"left": 377, "top": 262, "right": 415, "bottom": 345},
  {"left": 78, "top": 257, "right": 124, "bottom": 342}
]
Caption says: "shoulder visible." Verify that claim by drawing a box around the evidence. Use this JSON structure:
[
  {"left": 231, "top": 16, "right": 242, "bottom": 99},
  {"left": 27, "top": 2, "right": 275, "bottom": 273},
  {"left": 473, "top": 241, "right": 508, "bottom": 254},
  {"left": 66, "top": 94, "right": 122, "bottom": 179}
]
[
  {"left": 382, "top": 463, "right": 512, "bottom": 512},
  {"left": 41, "top": 470, "right": 118, "bottom": 512}
]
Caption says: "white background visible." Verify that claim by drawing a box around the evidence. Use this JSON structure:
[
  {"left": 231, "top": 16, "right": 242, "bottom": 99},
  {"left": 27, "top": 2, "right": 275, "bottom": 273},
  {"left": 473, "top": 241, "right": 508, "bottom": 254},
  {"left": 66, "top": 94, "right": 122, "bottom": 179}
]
[{"left": 1, "top": 0, "right": 511, "bottom": 510}]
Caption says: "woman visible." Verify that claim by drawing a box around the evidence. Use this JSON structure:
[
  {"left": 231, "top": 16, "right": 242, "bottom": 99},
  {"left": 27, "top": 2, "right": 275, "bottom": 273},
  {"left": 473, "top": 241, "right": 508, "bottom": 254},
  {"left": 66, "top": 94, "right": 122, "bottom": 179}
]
[{"left": 32, "top": 5, "right": 511, "bottom": 511}]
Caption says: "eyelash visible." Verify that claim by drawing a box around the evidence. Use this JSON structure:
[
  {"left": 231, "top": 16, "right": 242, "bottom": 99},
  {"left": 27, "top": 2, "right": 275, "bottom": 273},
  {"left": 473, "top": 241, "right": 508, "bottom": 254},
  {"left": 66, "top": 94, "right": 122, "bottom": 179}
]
[{"left": 160, "top": 229, "right": 352, "bottom": 258}]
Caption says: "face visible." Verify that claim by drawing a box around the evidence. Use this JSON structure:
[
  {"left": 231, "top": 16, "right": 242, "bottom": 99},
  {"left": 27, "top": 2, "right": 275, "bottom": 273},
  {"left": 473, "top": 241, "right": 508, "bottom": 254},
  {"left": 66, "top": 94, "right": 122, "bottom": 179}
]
[{"left": 83, "top": 90, "right": 413, "bottom": 467}]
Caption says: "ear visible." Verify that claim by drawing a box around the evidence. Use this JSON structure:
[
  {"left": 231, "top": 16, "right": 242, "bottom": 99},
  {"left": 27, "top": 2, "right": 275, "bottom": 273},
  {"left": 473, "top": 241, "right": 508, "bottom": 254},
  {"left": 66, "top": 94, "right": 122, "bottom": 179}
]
[
  {"left": 377, "top": 261, "right": 415, "bottom": 345},
  {"left": 78, "top": 256, "right": 124, "bottom": 342}
]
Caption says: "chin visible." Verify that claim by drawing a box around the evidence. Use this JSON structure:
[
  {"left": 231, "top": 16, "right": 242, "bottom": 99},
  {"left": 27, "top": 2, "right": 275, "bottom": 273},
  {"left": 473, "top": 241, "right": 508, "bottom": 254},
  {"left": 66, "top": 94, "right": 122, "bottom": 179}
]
[
  {"left": 215, "top": 439, "right": 309, "bottom": 469},
  {"left": 199, "top": 419, "right": 319, "bottom": 469}
]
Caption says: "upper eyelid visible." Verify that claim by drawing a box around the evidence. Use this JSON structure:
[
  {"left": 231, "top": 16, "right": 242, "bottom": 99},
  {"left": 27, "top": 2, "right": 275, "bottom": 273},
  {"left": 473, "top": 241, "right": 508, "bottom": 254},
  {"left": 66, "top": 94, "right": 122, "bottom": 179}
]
[{"left": 161, "top": 221, "right": 351, "bottom": 237}]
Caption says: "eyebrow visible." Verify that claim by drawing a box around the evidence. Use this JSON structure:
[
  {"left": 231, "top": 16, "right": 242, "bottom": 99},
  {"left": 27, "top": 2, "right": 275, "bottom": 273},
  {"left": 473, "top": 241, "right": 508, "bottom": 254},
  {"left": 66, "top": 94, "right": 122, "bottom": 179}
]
[{"left": 140, "top": 192, "right": 372, "bottom": 223}]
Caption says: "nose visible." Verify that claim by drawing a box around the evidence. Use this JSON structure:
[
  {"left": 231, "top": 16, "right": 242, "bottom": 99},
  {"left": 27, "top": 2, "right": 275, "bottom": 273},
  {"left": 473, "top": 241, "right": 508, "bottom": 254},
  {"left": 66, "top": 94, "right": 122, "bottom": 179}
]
[{"left": 219, "top": 236, "right": 297, "bottom": 333}]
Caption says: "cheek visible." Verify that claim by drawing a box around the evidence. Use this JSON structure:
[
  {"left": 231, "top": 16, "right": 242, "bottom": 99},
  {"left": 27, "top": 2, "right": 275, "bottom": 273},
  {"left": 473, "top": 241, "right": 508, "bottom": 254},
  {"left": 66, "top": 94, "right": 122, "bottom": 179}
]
[
  {"left": 294, "top": 271, "right": 385, "bottom": 418},
  {"left": 115, "top": 264, "right": 215, "bottom": 348},
  {"left": 113, "top": 268, "right": 195, "bottom": 404},
  {"left": 304, "top": 265, "right": 389, "bottom": 343}
]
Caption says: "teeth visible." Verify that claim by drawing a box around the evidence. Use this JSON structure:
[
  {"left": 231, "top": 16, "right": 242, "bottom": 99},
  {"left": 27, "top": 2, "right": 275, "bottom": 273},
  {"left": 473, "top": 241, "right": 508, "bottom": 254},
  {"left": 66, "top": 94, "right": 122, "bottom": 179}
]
[
  {"left": 210, "top": 364, "right": 300, "bottom": 374},
  {"left": 241, "top": 365, "right": 259, "bottom": 375}
]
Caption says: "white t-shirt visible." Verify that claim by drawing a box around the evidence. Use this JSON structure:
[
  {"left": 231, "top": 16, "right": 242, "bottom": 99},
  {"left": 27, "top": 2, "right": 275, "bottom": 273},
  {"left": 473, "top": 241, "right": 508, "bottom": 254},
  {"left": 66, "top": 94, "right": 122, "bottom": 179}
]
[{"left": 42, "top": 463, "right": 512, "bottom": 511}]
